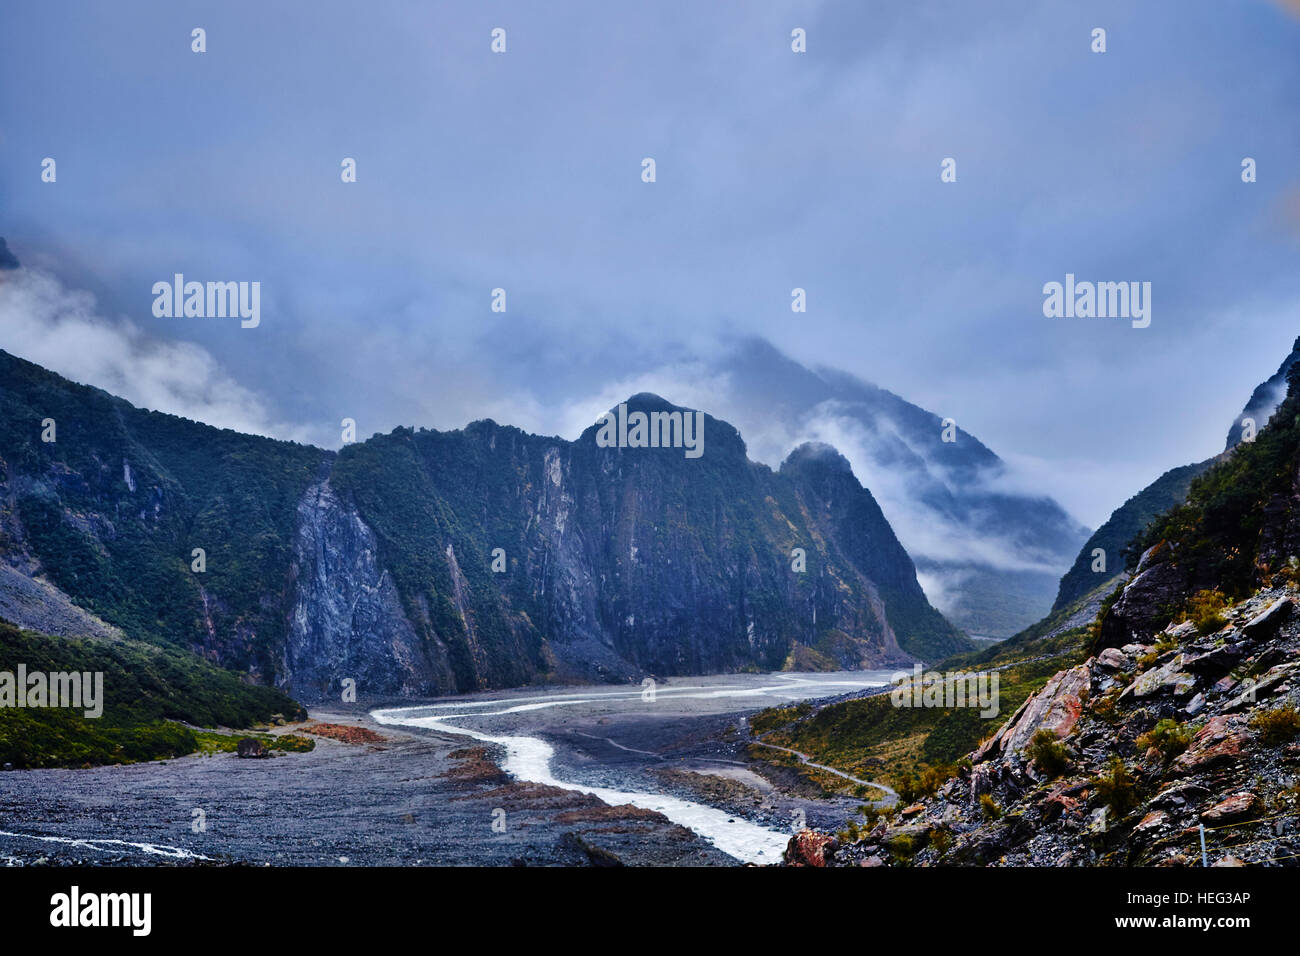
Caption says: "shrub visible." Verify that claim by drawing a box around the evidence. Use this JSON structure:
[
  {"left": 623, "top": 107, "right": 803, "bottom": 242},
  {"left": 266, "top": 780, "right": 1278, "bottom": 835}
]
[
  {"left": 1093, "top": 758, "right": 1139, "bottom": 815},
  {"left": 1025, "top": 729, "right": 1070, "bottom": 778},
  {"left": 919, "top": 763, "right": 957, "bottom": 797},
  {"left": 929, "top": 827, "right": 953, "bottom": 856},
  {"left": 979, "top": 793, "right": 1001, "bottom": 819},
  {"left": 888, "top": 832, "right": 919, "bottom": 860},
  {"left": 1187, "top": 589, "right": 1230, "bottom": 635},
  {"left": 895, "top": 770, "right": 919, "bottom": 804},
  {"left": 1249, "top": 704, "right": 1300, "bottom": 746},
  {"left": 1136, "top": 718, "right": 1194, "bottom": 762}
]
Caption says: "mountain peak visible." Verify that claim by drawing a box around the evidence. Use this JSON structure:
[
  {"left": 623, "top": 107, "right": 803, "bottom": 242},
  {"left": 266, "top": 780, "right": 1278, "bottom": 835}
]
[
  {"left": 781, "top": 441, "right": 854, "bottom": 475},
  {"left": 620, "top": 392, "right": 685, "bottom": 413}
]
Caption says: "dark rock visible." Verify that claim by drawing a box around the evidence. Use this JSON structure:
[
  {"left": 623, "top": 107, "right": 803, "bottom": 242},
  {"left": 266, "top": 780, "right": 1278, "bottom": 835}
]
[
  {"left": 1097, "top": 542, "right": 1189, "bottom": 650},
  {"left": 1200, "top": 792, "right": 1261, "bottom": 824},
  {"left": 1182, "top": 645, "right": 1245, "bottom": 678},
  {"left": 558, "top": 831, "right": 625, "bottom": 867},
  {"left": 785, "top": 829, "right": 838, "bottom": 867},
  {"left": 1242, "top": 598, "right": 1293, "bottom": 642},
  {"left": 236, "top": 737, "right": 268, "bottom": 758}
]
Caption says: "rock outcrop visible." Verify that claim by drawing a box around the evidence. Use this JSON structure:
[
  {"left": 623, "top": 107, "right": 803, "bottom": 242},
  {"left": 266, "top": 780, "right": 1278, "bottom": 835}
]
[{"left": 283, "top": 480, "right": 450, "bottom": 699}]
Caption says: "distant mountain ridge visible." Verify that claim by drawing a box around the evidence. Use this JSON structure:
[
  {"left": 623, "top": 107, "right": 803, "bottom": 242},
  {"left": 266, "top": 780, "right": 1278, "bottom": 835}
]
[
  {"left": 1052, "top": 336, "right": 1300, "bottom": 612},
  {"left": 0, "top": 350, "right": 968, "bottom": 701},
  {"left": 712, "top": 340, "right": 1091, "bottom": 638}
]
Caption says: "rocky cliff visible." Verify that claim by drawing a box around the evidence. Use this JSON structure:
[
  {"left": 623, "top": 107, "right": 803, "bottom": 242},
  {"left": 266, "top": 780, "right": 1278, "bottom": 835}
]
[{"left": 0, "top": 352, "right": 966, "bottom": 701}]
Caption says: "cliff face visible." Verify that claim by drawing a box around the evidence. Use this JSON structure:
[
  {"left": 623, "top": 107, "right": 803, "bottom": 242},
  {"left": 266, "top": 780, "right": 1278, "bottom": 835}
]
[
  {"left": 0, "top": 352, "right": 966, "bottom": 700},
  {"left": 320, "top": 396, "right": 965, "bottom": 697},
  {"left": 283, "top": 480, "right": 450, "bottom": 698}
]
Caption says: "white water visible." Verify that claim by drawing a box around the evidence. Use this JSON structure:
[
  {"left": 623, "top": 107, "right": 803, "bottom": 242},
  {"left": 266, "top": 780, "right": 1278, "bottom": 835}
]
[
  {"left": 0, "top": 829, "right": 210, "bottom": 861},
  {"left": 373, "top": 672, "right": 894, "bottom": 864}
]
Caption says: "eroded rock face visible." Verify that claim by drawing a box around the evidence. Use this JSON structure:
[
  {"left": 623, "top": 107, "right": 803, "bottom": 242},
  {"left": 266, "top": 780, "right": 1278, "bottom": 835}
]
[
  {"left": 1097, "top": 543, "right": 1189, "bottom": 650},
  {"left": 1170, "top": 716, "right": 1248, "bottom": 776},
  {"left": 283, "top": 481, "right": 451, "bottom": 700},
  {"left": 1200, "top": 792, "right": 1260, "bottom": 823},
  {"left": 785, "top": 829, "right": 838, "bottom": 867},
  {"left": 975, "top": 663, "right": 1091, "bottom": 762}
]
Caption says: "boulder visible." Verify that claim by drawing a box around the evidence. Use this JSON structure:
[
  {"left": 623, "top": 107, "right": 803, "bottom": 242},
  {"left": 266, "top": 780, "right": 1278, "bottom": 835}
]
[
  {"left": 1170, "top": 716, "right": 1247, "bottom": 775},
  {"left": 1095, "top": 647, "right": 1128, "bottom": 671},
  {"left": 235, "top": 737, "right": 267, "bottom": 758},
  {"left": 977, "top": 664, "right": 1090, "bottom": 761},
  {"left": 1097, "top": 543, "right": 1188, "bottom": 649},
  {"left": 1200, "top": 792, "right": 1261, "bottom": 824},
  {"left": 785, "top": 829, "right": 838, "bottom": 867},
  {"left": 1120, "top": 654, "right": 1195, "bottom": 700},
  {"left": 1241, "top": 597, "right": 1293, "bottom": 642},
  {"left": 1182, "top": 645, "right": 1245, "bottom": 678},
  {"left": 1162, "top": 621, "right": 1198, "bottom": 642}
]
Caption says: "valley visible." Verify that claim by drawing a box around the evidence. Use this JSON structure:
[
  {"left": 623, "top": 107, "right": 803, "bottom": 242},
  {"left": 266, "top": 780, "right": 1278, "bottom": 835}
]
[{"left": 0, "top": 672, "right": 899, "bottom": 867}]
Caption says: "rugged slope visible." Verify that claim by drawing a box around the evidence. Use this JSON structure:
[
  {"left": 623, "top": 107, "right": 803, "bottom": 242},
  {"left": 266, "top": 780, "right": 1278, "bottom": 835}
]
[
  {"left": 789, "top": 364, "right": 1300, "bottom": 867},
  {"left": 324, "top": 397, "right": 967, "bottom": 696},
  {"left": 1052, "top": 461, "right": 1214, "bottom": 612},
  {"left": 0, "top": 352, "right": 966, "bottom": 701}
]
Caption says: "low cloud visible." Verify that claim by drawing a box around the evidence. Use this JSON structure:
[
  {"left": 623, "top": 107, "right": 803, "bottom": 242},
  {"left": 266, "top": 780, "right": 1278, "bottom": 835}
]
[{"left": 0, "top": 269, "right": 319, "bottom": 444}]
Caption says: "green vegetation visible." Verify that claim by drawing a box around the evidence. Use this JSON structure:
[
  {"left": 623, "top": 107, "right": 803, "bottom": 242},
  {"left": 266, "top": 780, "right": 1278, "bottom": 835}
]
[
  {"left": 747, "top": 623, "right": 1088, "bottom": 790},
  {"left": 1136, "top": 718, "right": 1194, "bottom": 763},
  {"left": 1187, "top": 589, "right": 1230, "bottom": 635},
  {"left": 1132, "top": 365, "right": 1300, "bottom": 602},
  {"left": 192, "top": 730, "right": 315, "bottom": 754},
  {"left": 929, "top": 826, "right": 953, "bottom": 855},
  {"left": 887, "top": 831, "right": 922, "bottom": 860},
  {"left": 0, "top": 617, "right": 303, "bottom": 768},
  {"left": 979, "top": 793, "right": 1001, "bottom": 819},
  {"left": 1093, "top": 758, "right": 1139, "bottom": 815},
  {"left": 1249, "top": 704, "right": 1300, "bottom": 746},
  {"left": 0, "top": 350, "right": 323, "bottom": 678},
  {"left": 1026, "top": 729, "right": 1070, "bottom": 778},
  {"left": 748, "top": 702, "right": 812, "bottom": 736}
]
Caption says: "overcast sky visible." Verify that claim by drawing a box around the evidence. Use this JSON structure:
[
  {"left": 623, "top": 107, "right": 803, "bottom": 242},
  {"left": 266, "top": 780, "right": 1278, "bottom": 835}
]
[{"left": 2, "top": 0, "right": 1299, "bottom": 528}]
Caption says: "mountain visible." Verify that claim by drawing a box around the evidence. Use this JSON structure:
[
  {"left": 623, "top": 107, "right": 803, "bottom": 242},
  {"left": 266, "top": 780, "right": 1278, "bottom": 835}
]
[
  {"left": 0, "top": 352, "right": 968, "bottom": 701},
  {"left": 1225, "top": 335, "right": 1300, "bottom": 450},
  {"left": 1052, "top": 336, "right": 1300, "bottom": 613},
  {"left": 784, "top": 357, "right": 1300, "bottom": 867},
  {"left": 1051, "top": 461, "right": 1214, "bottom": 612},
  {"left": 0, "top": 239, "right": 19, "bottom": 272},
  {"left": 712, "top": 339, "right": 1091, "bottom": 639}
]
